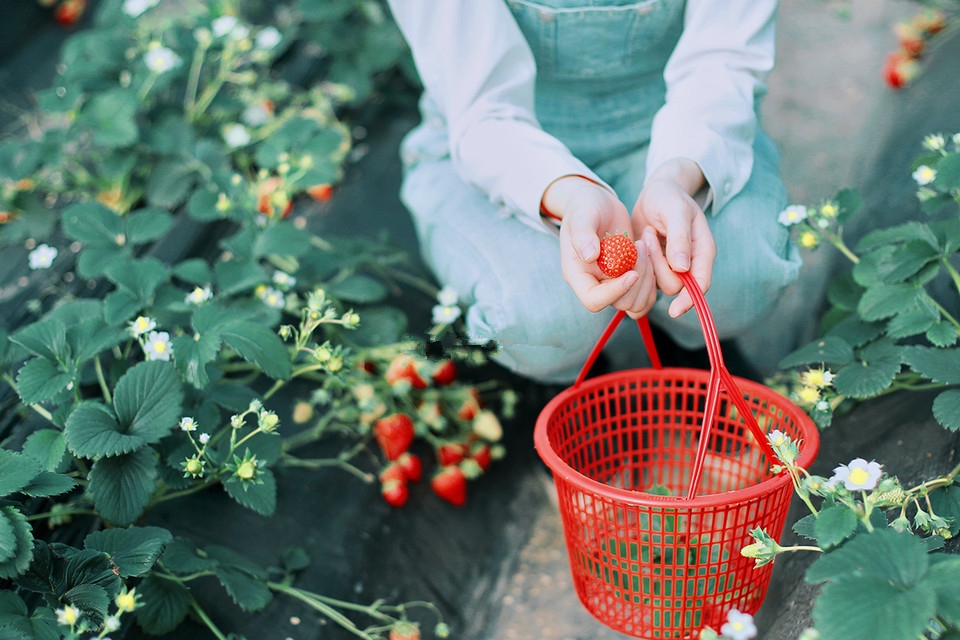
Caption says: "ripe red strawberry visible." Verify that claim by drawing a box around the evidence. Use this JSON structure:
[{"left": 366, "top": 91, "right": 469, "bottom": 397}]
[
  {"left": 385, "top": 355, "right": 428, "bottom": 390},
  {"left": 431, "top": 465, "right": 467, "bottom": 507},
  {"left": 894, "top": 22, "right": 926, "bottom": 57},
  {"left": 307, "top": 184, "right": 334, "bottom": 202},
  {"left": 471, "top": 444, "right": 493, "bottom": 472},
  {"left": 374, "top": 413, "right": 415, "bottom": 461},
  {"left": 456, "top": 388, "right": 482, "bottom": 420},
  {"left": 379, "top": 462, "right": 406, "bottom": 486},
  {"left": 381, "top": 479, "right": 408, "bottom": 508},
  {"left": 913, "top": 9, "right": 947, "bottom": 35},
  {"left": 597, "top": 231, "right": 638, "bottom": 278},
  {"left": 397, "top": 452, "right": 423, "bottom": 482},
  {"left": 882, "top": 51, "right": 919, "bottom": 89},
  {"left": 54, "top": 0, "right": 86, "bottom": 26},
  {"left": 431, "top": 359, "right": 457, "bottom": 386},
  {"left": 437, "top": 442, "right": 468, "bottom": 467},
  {"left": 390, "top": 621, "right": 421, "bottom": 640}
]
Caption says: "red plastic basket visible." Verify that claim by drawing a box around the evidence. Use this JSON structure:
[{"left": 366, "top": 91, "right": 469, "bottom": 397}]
[{"left": 534, "top": 272, "right": 819, "bottom": 639}]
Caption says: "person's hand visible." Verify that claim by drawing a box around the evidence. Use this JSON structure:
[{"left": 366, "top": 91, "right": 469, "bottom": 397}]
[
  {"left": 541, "top": 175, "right": 657, "bottom": 317},
  {"left": 631, "top": 159, "right": 716, "bottom": 318}
]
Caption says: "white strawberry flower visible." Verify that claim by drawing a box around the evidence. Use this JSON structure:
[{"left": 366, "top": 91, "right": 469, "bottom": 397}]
[{"left": 28, "top": 244, "right": 58, "bottom": 270}]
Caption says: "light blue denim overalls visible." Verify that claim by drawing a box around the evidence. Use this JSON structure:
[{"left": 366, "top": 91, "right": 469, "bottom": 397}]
[{"left": 398, "top": 0, "right": 802, "bottom": 384}]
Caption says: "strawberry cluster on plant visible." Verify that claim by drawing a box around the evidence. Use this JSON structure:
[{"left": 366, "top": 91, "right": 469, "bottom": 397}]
[{"left": 881, "top": 5, "right": 953, "bottom": 89}]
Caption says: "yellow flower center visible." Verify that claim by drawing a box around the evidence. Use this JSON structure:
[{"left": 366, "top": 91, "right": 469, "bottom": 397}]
[{"left": 848, "top": 467, "right": 870, "bottom": 487}]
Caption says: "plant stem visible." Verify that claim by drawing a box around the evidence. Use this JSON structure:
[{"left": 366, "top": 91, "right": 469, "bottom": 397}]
[
  {"left": 268, "top": 582, "right": 381, "bottom": 639},
  {"left": 281, "top": 412, "right": 335, "bottom": 451},
  {"left": 184, "top": 41, "right": 209, "bottom": 118},
  {"left": 94, "top": 356, "right": 112, "bottom": 404},
  {"left": 189, "top": 597, "right": 228, "bottom": 640},
  {"left": 25, "top": 508, "right": 97, "bottom": 522},
  {"left": 280, "top": 453, "right": 375, "bottom": 483},
  {"left": 150, "top": 478, "right": 218, "bottom": 506}
]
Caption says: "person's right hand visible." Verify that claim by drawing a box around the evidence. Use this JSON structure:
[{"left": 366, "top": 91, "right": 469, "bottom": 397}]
[{"left": 541, "top": 175, "right": 657, "bottom": 318}]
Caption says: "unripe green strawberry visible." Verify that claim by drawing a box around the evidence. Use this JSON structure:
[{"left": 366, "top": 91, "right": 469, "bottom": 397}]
[{"left": 597, "top": 231, "right": 638, "bottom": 278}]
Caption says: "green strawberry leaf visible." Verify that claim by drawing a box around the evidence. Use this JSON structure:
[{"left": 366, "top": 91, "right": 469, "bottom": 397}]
[
  {"left": 112, "top": 360, "right": 184, "bottom": 444},
  {"left": 223, "top": 467, "right": 277, "bottom": 516},
  {"left": 215, "top": 259, "right": 268, "bottom": 296},
  {"left": 901, "top": 345, "right": 960, "bottom": 384},
  {"left": 253, "top": 223, "right": 311, "bottom": 258},
  {"left": 65, "top": 401, "right": 146, "bottom": 458},
  {"left": 134, "top": 574, "right": 192, "bottom": 636},
  {"left": 62, "top": 583, "right": 110, "bottom": 625},
  {"left": 806, "top": 528, "right": 928, "bottom": 586},
  {"left": 812, "top": 575, "right": 935, "bottom": 640},
  {"left": 84, "top": 526, "right": 172, "bottom": 578},
  {"left": 926, "top": 321, "right": 959, "bottom": 347},
  {"left": 213, "top": 565, "right": 272, "bottom": 612},
  {"left": 172, "top": 331, "right": 222, "bottom": 390},
  {"left": 929, "top": 484, "right": 960, "bottom": 537},
  {"left": 21, "top": 429, "right": 68, "bottom": 472},
  {"left": 87, "top": 449, "right": 158, "bottom": 527},
  {"left": 833, "top": 340, "right": 902, "bottom": 399},
  {"left": 10, "top": 320, "right": 68, "bottom": 361},
  {"left": 327, "top": 273, "right": 389, "bottom": 304},
  {"left": 0, "top": 507, "right": 34, "bottom": 580},
  {"left": 855, "top": 221, "right": 940, "bottom": 253},
  {"left": 779, "top": 336, "right": 854, "bottom": 369},
  {"left": 159, "top": 537, "right": 219, "bottom": 576},
  {"left": 813, "top": 504, "right": 858, "bottom": 550},
  {"left": 61, "top": 201, "right": 124, "bottom": 246},
  {"left": 0, "top": 449, "right": 42, "bottom": 497},
  {"left": 834, "top": 188, "right": 863, "bottom": 225},
  {"left": 220, "top": 321, "right": 290, "bottom": 380},
  {"left": 20, "top": 471, "right": 76, "bottom": 498},
  {"left": 857, "top": 283, "right": 922, "bottom": 322},
  {"left": 15, "top": 357, "right": 73, "bottom": 405},
  {"left": 932, "top": 390, "right": 960, "bottom": 432}
]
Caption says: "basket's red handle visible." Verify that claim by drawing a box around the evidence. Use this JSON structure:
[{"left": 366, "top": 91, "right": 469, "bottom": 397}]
[{"left": 571, "top": 272, "right": 779, "bottom": 498}]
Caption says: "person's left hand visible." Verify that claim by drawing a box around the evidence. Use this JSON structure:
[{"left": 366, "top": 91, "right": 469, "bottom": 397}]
[{"left": 631, "top": 159, "right": 716, "bottom": 318}]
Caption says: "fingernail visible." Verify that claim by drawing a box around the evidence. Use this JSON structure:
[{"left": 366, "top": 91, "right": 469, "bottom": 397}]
[
  {"left": 622, "top": 271, "right": 639, "bottom": 289},
  {"left": 673, "top": 253, "right": 690, "bottom": 271},
  {"left": 579, "top": 242, "right": 598, "bottom": 262},
  {"left": 636, "top": 239, "right": 648, "bottom": 260}
]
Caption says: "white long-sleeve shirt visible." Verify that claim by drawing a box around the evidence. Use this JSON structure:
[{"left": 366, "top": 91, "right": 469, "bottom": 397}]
[{"left": 386, "top": 0, "right": 777, "bottom": 226}]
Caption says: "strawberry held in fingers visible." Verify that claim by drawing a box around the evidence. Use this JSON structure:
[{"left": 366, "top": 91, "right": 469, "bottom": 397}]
[
  {"left": 374, "top": 413, "right": 415, "bottom": 460},
  {"left": 597, "top": 231, "right": 639, "bottom": 278}
]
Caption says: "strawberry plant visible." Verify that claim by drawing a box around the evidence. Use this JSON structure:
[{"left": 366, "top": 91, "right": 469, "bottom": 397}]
[
  {"left": 773, "top": 132, "right": 960, "bottom": 432},
  {"left": 0, "top": 1, "right": 503, "bottom": 638},
  {"left": 752, "top": 132, "right": 960, "bottom": 640}
]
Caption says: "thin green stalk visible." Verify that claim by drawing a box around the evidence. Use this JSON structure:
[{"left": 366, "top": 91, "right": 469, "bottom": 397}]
[
  {"left": 189, "top": 597, "right": 228, "bottom": 640},
  {"left": 150, "top": 478, "right": 218, "bottom": 506},
  {"left": 268, "top": 582, "right": 379, "bottom": 639},
  {"left": 280, "top": 453, "right": 375, "bottom": 483},
  {"left": 94, "top": 356, "right": 112, "bottom": 404},
  {"left": 189, "top": 46, "right": 233, "bottom": 121},
  {"left": 941, "top": 255, "right": 960, "bottom": 300},
  {"left": 26, "top": 508, "right": 97, "bottom": 522},
  {"left": 184, "top": 35, "right": 212, "bottom": 116},
  {"left": 281, "top": 412, "right": 335, "bottom": 451}
]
